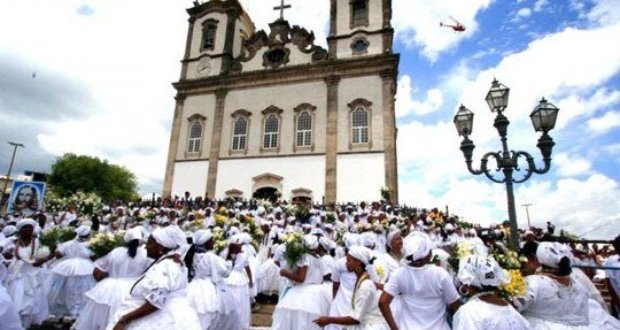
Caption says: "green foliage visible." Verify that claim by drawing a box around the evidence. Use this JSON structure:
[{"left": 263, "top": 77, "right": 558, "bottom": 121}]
[
  {"left": 39, "top": 227, "right": 76, "bottom": 252},
  {"left": 47, "top": 153, "right": 138, "bottom": 202}
]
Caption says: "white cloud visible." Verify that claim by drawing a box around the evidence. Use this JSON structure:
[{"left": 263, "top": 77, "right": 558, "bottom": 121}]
[
  {"left": 587, "top": 0, "right": 620, "bottom": 26},
  {"left": 553, "top": 153, "right": 592, "bottom": 177},
  {"left": 395, "top": 75, "right": 443, "bottom": 118},
  {"left": 392, "top": 0, "right": 493, "bottom": 61},
  {"left": 533, "top": 0, "right": 547, "bottom": 12},
  {"left": 587, "top": 111, "right": 620, "bottom": 135},
  {"left": 514, "top": 8, "right": 532, "bottom": 21}
]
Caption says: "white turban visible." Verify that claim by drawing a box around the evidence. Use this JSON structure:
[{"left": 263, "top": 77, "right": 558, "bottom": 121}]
[
  {"left": 229, "top": 234, "right": 244, "bottom": 245},
  {"left": 343, "top": 233, "right": 360, "bottom": 249},
  {"left": 124, "top": 228, "right": 143, "bottom": 243},
  {"left": 2, "top": 225, "right": 17, "bottom": 237},
  {"left": 387, "top": 230, "right": 401, "bottom": 246},
  {"left": 240, "top": 233, "right": 252, "bottom": 245},
  {"left": 16, "top": 219, "right": 37, "bottom": 231},
  {"left": 360, "top": 232, "right": 377, "bottom": 249},
  {"left": 75, "top": 225, "right": 91, "bottom": 237},
  {"left": 403, "top": 234, "right": 432, "bottom": 261},
  {"left": 257, "top": 206, "right": 266, "bottom": 215},
  {"left": 457, "top": 254, "right": 508, "bottom": 288},
  {"left": 303, "top": 234, "right": 319, "bottom": 250},
  {"left": 319, "top": 237, "right": 335, "bottom": 251},
  {"left": 445, "top": 223, "right": 455, "bottom": 231},
  {"left": 152, "top": 226, "right": 186, "bottom": 250},
  {"left": 348, "top": 245, "right": 373, "bottom": 266},
  {"left": 193, "top": 230, "right": 213, "bottom": 246},
  {"left": 537, "top": 242, "right": 572, "bottom": 269}
]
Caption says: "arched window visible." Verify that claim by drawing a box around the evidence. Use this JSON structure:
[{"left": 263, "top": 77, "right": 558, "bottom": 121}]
[
  {"left": 232, "top": 117, "right": 248, "bottom": 151},
  {"left": 296, "top": 111, "right": 312, "bottom": 147},
  {"left": 201, "top": 19, "right": 218, "bottom": 51},
  {"left": 350, "top": 0, "right": 369, "bottom": 28},
  {"left": 351, "top": 106, "right": 369, "bottom": 144},
  {"left": 263, "top": 114, "right": 279, "bottom": 149},
  {"left": 186, "top": 114, "right": 206, "bottom": 155}
]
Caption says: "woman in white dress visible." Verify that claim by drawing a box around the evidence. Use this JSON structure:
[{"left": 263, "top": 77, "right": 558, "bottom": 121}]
[
  {"left": 518, "top": 242, "right": 620, "bottom": 330},
  {"left": 47, "top": 225, "right": 96, "bottom": 318},
  {"left": 74, "top": 228, "right": 150, "bottom": 330},
  {"left": 0, "top": 254, "right": 24, "bottom": 330},
  {"left": 452, "top": 254, "right": 530, "bottom": 330},
  {"left": 4, "top": 219, "right": 49, "bottom": 328},
  {"left": 223, "top": 234, "right": 253, "bottom": 330},
  {"left": 326, "top": 233, "right": 360, "bottom": 330},
  {"left": 184, "top": 230, "right": 236, "bottom": 330},
  {"left": 313, "top": 245, "right": 388, "bottom": 330},
  {"left": 272, "top": 235, "right": 332, "bottom": 330},
  {"left": 379, "top": 234, "right": 461, "bottom": 330},
  {"left": 107, "top": 226, "right": 201, "bottom": 330}
]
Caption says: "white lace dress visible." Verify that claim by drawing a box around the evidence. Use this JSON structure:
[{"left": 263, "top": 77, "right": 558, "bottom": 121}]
[
  {"left": 272, "top": 254, "right": 333, "bottom": 330},
  {"left": 349, "top": 277, "right": 389, "bottom": 330},
  {"left": 4, "top": 238, "right": 49, "bottom": 328},
  {"left": 105, "top": 255, "right": 201, "bottom": 330},
  {"left": 74, "top": 246, "right": 150, "bottom": 330},
  {"left": 453, "top": 297, "right": 530, "bottom": 330},
  {"left": 520, "top": 274, "right": 619, "bottom": 330},
  {"left": 48, "top": 239, "right": 96, "bottom": 317},
  {"left": 0, "top": 255, "right": 24, "bottom": 330}
]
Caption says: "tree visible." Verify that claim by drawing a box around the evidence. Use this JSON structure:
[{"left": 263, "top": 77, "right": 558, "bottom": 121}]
[{"left": 47, "top": 153, "right": 138, "bottom": 202}]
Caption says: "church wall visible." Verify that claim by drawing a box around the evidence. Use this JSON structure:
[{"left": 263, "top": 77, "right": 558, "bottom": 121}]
[
  {"left": 233, "top": 19, "right": 246, "bottom": 58},
  {"left": 176, "top": 94, "right": 217, "bottom": 160},
  {"left": 221, "top": 81, "right": 327, "bottom": 157},
  {"left": 186, "top": 57, "right": 223, "bottom": 80},
  {"left": 216, "top": 155, "right": 326, "bottom": 200},
  {"left": 337, "top": 75, "right": 385, "bottom": 152},
  {"left": 336, "top": 0, "right": 384, "bottom": 35},
  {"left": 336, "top": 153, "right": 384, "bottom": 202},
  {"left": 171, "top": 160, "right": 209, "bottom": 198},
  {"left": 335, "top": 33, "right": 384, "bottom": 59}
]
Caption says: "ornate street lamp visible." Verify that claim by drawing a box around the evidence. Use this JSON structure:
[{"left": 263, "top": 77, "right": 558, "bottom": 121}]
[{"left": 454, "top": 79, "right": 559, "bottom": 249}]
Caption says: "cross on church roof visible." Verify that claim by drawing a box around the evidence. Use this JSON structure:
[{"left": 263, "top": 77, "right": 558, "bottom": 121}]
[{"left": 273, "top": 0, "right": 292, "bottom": 21}]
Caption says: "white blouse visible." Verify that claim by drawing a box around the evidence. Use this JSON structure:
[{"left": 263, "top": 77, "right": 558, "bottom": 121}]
[
  {"left": 94, "top": 246, "right": 150, "bottom": 278},
  {"left": 453, "top": 298, "right": 530, "bottom": 330}
]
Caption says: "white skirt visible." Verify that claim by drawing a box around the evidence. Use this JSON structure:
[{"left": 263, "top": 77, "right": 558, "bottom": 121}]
[
  {"left": 6, "top": 270, "right": 49, "bottom": 327},
  {"left": 73, "top": 277, "right": 137, "bottom": 330},
  {"left": 52, "top": 257, "right": 94, "bottom": 277},
  {"left": 272, "top": 283, "right": 332, "bottom": 330},
  {"left": 225, "top": 271, "right": 251, "bottom": 330},
  {"left": 47, "top": 273, "right": 96, "bottom": 317},
  {"left": 257, "top": 258, "right": 280, "bottom": 295},
  {"left": 0, "top": 285, "right": 23, "bottom": 330},
  {"left": 106, "top": 296, "right": 202, "bottom": 330}
]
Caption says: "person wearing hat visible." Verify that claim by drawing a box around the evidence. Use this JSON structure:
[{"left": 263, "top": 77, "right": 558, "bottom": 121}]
[
  {"left": 518, "top": 242, "right": 620, "bottom": 329},
  {"left": 313, "top": 245, "right": 388, "bottom": 329},
  {"left": 5, "top": 218, "right": 49, "bottom": 328},
  {"left": 108, "top": 226, "right": 201, "bottom": 330},
  {"left": 185, "top": 230, "right": 237, "bottom": 330},
  {"left": 48, "top": 225, "right": 96, "bottom": 320},
  {"left": 379, "top": 234, "right": 461, "bottom": 330},
  {"left": 75, "top": 228, "right": 150, "bottom": 330},
  {"left": 273, "top": 235, "right": 332, "bottom": 330},
  {"left": 452, "top": 254, "right": 530, "bottom": 329}
]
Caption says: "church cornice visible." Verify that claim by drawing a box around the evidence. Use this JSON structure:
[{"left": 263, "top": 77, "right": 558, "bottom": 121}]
[
  {"left": 173, "top": 54, "right": 399, "bottom": 94},
  {"left": 327, "top": 27, "right": 394, "bottom": 41}
]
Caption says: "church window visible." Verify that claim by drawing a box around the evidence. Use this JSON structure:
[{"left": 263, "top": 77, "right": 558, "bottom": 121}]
[
  {"left": 350, "top": 0, "right": 369, "bottom": 28},
  {"left": 201, "top": 19, "right": 218, "bottom": 51},
  {"left": 351, "top": 38, "right": 369, "bottom": 55},
  {"left": 296, "top": 111, "right": 312, "bottom": 147},
  {"left": 351, "top": 106, "right": 369, "bottom": 144},
  {"left": 263, "top": 114, "right": 279, "bottom": 149},
  {"left": 232, "top": 117, "right": 248, "bottom": 151},
  {"left": 187, "top": 121, "right": 203, "bottom": 153}
]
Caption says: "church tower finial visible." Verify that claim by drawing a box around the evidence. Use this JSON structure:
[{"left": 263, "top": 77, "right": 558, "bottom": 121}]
[{"left": 273, "top": 0, "right": 292, "bottom": 21}]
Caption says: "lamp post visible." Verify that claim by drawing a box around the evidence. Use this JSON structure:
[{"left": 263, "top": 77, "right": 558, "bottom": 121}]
[
  {"left": 521, "top": 203, "right": 532, "bottom": 229},
  {"left": 1, "top": 141, "right": 25, "bottom": 211},
  {"left": 453, "top": 79, "right": 559, "bottom": 249}
]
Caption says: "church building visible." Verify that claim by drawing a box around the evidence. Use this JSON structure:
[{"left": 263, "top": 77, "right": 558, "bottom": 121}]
[{"left": 163, "top": 0, "right": 399, "bottom": 204}]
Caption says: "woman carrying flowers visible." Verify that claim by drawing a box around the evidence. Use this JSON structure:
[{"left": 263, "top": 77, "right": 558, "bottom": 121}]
[{"left": 452, "top": 254, "right": 530, "bottom": 329}]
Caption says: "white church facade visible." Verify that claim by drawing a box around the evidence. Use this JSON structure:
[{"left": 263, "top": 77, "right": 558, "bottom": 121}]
[{"left": 163, "top": 0, "right": 399, "bottom": 204}]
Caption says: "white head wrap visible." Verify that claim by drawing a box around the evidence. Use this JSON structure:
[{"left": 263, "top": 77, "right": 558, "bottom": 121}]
[
  {"left": 387, "top": 230, "right": 402, "bottom": 247},
  {"left": 319, "top": 237, "right": 335, "bottom": 251},
  {"left": 16, "top": 218, "right": 37, "bottom": 231},
  {"left": 445, "top": 223, "right": 455, "bottom": 231},
  {"left": 303, "top": 234, "right": 319, "bottom": 250},
  {"left": 537, "top": 242, "right": 572, "bottom": 268},
  {"left": 193, "top": 230, "right": 213, "bottom": 246},
  {"left": 348, "top": 245, "right": 373, "bottom": 266},
  {"left": 124, "top": 228, "right": 143, "bottom": 243},
  {"left": 75, "top": 225, "right": 91, "bottom": 237},
  {"left": 240, "top": 232, "right": 252, "bottom": 245},
  {"left": 360, "top": 232, "right": 377, "bottom": 249},
  {"left": 343, "top": 233, "right": 360, "bottom": 249},
  {"left": 2, "top": 225, "right": 17, "bottom": 237},
  {"left": 403, "top": 234, "right": 432, "bottom": 261},
  {"left": 152, "top": 226, "right": 186, "bottom": 250},
  {"left": 229, "top": 234, "right": 244, "bottom": 245},
  {"left": 257, "top": 206, "right": 266, "bottom": 215},
  {"left": 457, "top": 254, "right": 508, "bottom": 288}
]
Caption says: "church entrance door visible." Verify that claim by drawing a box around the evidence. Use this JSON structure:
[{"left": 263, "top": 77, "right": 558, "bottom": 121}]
[{"left": 253, "top": 187, "right": 279, "bottom": 203}]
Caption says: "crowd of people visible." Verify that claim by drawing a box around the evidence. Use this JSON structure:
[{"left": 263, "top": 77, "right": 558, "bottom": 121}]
[{"left": 0, "top": 195, "right": 619, "bottom": 330}]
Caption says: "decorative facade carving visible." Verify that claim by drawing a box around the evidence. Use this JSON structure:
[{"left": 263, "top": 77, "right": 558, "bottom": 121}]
[{"left": 252, "top": 173, "right": 283, "bottom": 192}]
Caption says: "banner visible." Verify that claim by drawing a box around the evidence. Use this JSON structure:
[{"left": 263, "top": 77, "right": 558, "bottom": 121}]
[{"left": 7, "top": 180, "right": 46, "bottom": 215}]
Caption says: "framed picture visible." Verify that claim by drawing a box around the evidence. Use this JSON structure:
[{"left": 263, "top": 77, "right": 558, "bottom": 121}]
[{"left": 7, "top": 181, "right": 46, "bottom": 215}]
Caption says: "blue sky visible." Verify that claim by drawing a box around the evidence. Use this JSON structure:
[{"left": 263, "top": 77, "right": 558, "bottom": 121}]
[{"left": 0, "top": 0, "right": 618, "bottom": 237}]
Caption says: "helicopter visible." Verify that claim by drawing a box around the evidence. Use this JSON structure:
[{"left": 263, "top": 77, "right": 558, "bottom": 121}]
[{"left": 440, "top": 16, "right": 466, "bottom": 32}]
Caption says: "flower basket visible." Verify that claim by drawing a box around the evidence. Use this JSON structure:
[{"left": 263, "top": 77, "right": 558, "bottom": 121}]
[{"left": 88, "top": 232, "right": 124, "bottom": 259}]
